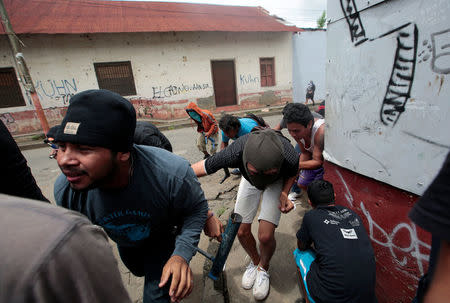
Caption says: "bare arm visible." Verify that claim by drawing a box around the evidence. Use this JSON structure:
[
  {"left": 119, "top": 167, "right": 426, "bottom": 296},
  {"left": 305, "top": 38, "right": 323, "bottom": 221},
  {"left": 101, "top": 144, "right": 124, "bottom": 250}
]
[
  {"left": 220, "top": 141, "right": 228, "bottom": 150},
  {"left": 191, "top": 160, "right": 207, "bottom": 177},
  {"left": 272, "top": 123, "right": 282, "bottom": 131},
  {"left": 424, "top": 241, "right": 450, "bottom": 303},
  {"left": 279, "top": 175, "right": 296, "bottom": 213},
  {"left": 299, "top": 125, "right": 324, "bottom": 170},
  {"left": 297, "top": 239, "right": 311, "bottom": 251}
]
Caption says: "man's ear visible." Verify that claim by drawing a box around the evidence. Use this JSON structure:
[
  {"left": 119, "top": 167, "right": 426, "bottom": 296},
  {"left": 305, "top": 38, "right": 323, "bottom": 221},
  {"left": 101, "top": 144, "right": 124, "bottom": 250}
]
[{"left": 117, "top": 151, "right": 131, "bottom": 162}]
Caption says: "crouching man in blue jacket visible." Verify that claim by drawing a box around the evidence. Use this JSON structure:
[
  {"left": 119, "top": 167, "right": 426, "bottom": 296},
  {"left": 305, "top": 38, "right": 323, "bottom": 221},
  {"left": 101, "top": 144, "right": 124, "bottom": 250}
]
[{"left": 53, "top": 89, "right": 210, "bottom": 303}]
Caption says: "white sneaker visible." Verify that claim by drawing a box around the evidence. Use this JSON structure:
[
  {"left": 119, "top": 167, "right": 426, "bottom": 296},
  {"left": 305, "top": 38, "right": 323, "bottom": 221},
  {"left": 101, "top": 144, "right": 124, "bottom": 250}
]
[
  {"left": 288, "top": 191, "right": 302, "bottom": 201},
  {"left": 253, "top": 267, "right": 270, "bottom": 300},
  {"left": 241, "top": 262, "right": 258, "bottom": 289}
]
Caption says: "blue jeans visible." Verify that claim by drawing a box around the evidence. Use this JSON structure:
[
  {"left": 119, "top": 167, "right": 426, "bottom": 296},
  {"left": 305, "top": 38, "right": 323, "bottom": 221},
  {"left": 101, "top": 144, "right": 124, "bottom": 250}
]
[{"left": 119, "top": 239, "right": 175, "bottom": 303}]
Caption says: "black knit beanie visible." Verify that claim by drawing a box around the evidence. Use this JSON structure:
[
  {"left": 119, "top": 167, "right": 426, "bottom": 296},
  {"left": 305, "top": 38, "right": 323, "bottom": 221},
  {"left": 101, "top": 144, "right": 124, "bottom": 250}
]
[{"left": 55, "top": 89, "right": 136, "bottom": 152}]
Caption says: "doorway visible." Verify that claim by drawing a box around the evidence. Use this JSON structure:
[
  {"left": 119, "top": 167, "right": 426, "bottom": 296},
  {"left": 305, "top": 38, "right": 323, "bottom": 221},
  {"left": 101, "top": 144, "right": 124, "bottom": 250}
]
[{"left": 211, "top": 60, "right": 237, "bottom": 107}]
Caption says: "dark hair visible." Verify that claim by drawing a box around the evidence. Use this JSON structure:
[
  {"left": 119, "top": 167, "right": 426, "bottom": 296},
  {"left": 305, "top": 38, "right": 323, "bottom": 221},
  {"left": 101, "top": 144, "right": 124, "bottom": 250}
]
[
  {"left": 281, "top": 103, "right": 295, "bottom": 116},
  {"left": 283, "top": 103, "right": 314, "bottom": 128},
  {"left": 219, "top": 114, "right": 241, "bottom": 133},
  {"left": 307, "top": 180, "right": 335, "bottom": 207}
]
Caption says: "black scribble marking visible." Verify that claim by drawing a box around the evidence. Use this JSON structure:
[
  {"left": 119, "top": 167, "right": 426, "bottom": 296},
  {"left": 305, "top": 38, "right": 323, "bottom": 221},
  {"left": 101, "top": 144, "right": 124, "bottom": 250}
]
[
  {"left": 340, "top": 0, "right": 368, "bottom": 46},
  {"left": 380, "top": 23, "right": 418, "bottom": 127},
  {"left": 355, "top": 145, "right": 391, "bottom": 176},
  {"left": 403, "top": 131, "right": 450, "bottom": 149}
]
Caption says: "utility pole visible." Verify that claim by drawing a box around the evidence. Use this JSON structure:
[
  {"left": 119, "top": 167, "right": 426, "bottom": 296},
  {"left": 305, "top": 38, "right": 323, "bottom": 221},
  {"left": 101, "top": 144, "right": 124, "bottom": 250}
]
[{"left": 0, "top": 0, "right": 49, "bottom": 134}]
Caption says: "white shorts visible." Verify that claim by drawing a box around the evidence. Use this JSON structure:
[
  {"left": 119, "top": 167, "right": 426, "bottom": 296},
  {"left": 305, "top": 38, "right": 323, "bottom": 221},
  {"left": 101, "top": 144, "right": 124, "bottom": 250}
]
[{"left": 234, "top": 177, "right": 283, "bottom": 226}]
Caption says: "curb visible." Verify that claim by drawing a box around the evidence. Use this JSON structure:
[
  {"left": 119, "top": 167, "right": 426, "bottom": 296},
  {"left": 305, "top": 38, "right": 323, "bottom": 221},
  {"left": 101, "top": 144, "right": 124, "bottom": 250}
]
[{"left": 15, "top": 102, "right": 319, "bottom": 151}]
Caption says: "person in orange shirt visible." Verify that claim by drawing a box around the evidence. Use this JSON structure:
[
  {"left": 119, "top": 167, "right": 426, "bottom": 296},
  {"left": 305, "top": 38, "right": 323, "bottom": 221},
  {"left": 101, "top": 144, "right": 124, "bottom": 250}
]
[{"left": 186, "top": 102, "right": 219, "bottom": 159}]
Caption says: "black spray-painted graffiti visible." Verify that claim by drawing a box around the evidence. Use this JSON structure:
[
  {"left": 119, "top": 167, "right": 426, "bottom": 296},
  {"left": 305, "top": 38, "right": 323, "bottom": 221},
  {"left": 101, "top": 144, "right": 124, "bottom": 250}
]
[
  {"left": 152, "top": 83, "right": 209, "bottom": 99},
  {"left": 379, "top": 23, "right": 418, "bottom": 126},
  {"left": 340, "top": 1, "right": 418, "bottom": 127},
  {"left": 240, "top": 74, "right": 260, "bottom": 85},
  {"left": 35, "top": 78, "right": 78, "bottom": 104},
  {"left": 340, "top": 0, "right": 368, "bottom": 46}
]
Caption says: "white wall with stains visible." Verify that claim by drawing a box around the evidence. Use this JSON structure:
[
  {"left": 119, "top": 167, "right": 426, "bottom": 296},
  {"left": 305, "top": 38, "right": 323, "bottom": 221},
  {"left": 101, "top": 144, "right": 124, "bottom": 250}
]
[
  {"left": 0, "top": 31, "right": 292, "bottom": 111},
  {"left": 292, "top": 30, "right": 327, "bottom": 103},
  {"left": 325, "top": 0, "right": 450, "bottom": 195}
]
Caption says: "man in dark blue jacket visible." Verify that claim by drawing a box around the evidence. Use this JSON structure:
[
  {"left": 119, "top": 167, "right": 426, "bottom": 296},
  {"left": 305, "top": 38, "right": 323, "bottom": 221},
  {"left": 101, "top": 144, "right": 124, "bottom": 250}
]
[{"left": 53, "top": 89, "right": 209, "bottom": 303}]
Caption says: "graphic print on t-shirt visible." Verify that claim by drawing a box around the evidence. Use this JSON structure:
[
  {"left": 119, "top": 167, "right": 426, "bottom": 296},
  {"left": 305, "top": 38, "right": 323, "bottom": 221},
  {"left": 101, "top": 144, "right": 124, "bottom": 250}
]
[
  {"left": 97, "top": 210, "right": 152, "bottom": 246},
  {"left": 340, "top": 228, "right": 358, "bottom": 239}
]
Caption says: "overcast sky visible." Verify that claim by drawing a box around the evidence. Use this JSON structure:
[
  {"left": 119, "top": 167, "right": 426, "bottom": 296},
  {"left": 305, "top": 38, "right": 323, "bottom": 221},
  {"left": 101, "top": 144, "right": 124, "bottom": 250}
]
[{"left": 118, "top": 0, "right": 327, "bottom": 28}]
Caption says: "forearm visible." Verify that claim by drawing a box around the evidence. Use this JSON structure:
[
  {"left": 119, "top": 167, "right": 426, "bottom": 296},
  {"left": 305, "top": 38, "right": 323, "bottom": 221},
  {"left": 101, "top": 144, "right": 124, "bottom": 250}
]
[
  {"left": 282, "top": 176, "right": 296, "bottom": 194},
  {"left": 298, "top": 150, "right": 323, "bottom": 170},
  {"left": 191, "top": 160, "right": 207, "bottom": 177},
  {"left": 173, "top": 199, "right": 208, "bottom": 262},
  {"left": 299, "top": 159, "right": 323, "bottom": 170},
  {"left": 297, "top": 240, "right": 311, "bottom": 251},
  {"left": 425, "top": 241, "right": 450, "bottom": 303}
]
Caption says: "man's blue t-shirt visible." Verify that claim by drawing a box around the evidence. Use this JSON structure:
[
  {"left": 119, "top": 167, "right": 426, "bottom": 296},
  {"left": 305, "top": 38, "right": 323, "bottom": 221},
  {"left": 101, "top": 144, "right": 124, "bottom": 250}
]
[
  {"left": 54, "top": 145, "right": 208, "bottom": 263},
  {"left": 221, "top": 118, "right": 258, "bottom": 144}
]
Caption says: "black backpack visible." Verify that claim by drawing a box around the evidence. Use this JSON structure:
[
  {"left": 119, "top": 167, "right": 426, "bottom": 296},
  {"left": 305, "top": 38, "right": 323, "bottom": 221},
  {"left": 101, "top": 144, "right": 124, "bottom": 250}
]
[{"left": 243, "top": 113, "right": 269, "bottom": 129}]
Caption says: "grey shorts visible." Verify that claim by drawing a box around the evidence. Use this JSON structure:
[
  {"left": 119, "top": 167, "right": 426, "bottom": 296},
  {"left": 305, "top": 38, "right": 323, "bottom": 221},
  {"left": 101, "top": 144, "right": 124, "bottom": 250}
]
[{"left": 234, "top": 177, "right": 283, "bottom": 226}]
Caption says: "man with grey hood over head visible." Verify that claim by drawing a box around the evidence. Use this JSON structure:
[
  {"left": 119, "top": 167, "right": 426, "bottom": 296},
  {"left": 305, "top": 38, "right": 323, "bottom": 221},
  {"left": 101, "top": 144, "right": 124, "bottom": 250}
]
[{"left": 192, "top": 129, "right": 299, "bottom": 301}]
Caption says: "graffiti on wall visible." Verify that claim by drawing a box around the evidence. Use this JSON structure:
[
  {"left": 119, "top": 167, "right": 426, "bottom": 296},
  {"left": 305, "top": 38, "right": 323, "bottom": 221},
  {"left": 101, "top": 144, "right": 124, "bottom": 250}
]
[
  {"left": 0, "top": 113, "right": 17, "bottom": 133},
  {"left": 239, "top": 74, "right": 260, "bottom": 85},
  {"left": 335, "top": 169, "right": 431, "bottom": 279},
  {"left": 419, "top": 28, "right": 450, "bottom": 74},
  {"left": 340, "top": 0, "right": 421, "bottom": 127},
  {"left": 378, "top": 23, "right": 418, "bottom": 126},
  {"left": 152, "top": 83, "right": 209, "bottom": 99},
  {"left": 340, "top": 0, "right": 368, "bottom": 46},
  {"left": 35, "top": 78, "right": 78, "bottom": 104}
]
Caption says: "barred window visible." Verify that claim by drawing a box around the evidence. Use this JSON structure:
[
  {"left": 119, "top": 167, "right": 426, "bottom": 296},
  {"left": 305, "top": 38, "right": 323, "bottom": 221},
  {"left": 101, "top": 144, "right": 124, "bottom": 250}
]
[
  {"left": 0, "top": 67, "right": 25, "bottom": 108},
  {"left": 260, "top": 58, "right": 275, "bottom": 87},
  {"left": 94, "top": 61, "right": 137, "bottom": 96}
]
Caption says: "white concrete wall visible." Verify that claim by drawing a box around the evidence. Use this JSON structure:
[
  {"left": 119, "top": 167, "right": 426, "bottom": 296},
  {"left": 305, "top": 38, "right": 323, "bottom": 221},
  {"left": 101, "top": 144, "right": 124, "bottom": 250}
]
[
  {"left": 325, "top": 0, "right": 450, "bottom": 195},
  {"left": 292, "top": 30, "right": 326, "bottom": 103},
  {"left": 0, "top": 31, "right": 292, "bottom": 111}
]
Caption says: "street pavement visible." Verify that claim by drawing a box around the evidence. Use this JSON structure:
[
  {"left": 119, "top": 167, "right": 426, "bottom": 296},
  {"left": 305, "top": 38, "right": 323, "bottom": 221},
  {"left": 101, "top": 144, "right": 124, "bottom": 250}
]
[{"left": 22, "top": 113, "right": 310, "bottom": 303}]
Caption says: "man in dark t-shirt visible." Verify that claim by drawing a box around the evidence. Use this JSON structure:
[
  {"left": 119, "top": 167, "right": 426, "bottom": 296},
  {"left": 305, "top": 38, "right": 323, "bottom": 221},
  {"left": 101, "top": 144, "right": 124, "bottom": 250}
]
[
  {"left": 295, "top": 180, "right": 377, "bottom": 303},
  {"left": 409, "top": 152, "right": 450, "bottom": 302},
  {"left": 192, "top": 129, "right": 299, "bottom": 300}
]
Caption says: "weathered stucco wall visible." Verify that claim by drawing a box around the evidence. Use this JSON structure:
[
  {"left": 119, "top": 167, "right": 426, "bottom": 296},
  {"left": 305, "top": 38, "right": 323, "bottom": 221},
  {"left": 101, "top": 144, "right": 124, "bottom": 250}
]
[
  {"left": 292, "top": 30, "right": 327, "bottom": 103},
  {"left": 326, "top": 0, "right": 449, "bottom": 195},
  {"left": 0, "top": 31, "right": 293, "bottom": 134},
  {"left": 325, "top": 162, "right": 431, "bottom": 303},
  {"left": 326, "top": 0, "right": 449, "bottom": 301}
]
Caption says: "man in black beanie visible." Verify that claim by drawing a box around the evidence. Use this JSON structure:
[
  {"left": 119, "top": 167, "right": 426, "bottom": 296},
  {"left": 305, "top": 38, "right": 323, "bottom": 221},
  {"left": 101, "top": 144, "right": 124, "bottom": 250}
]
[
  {"left": 294, "top": 180, "right": 377, "bottom": 303},
  {"left": 53, "top": 89, "right": 209, "bottom": 303},
  {"left": 191, "top": 129, "right": 299, "bottom": 301}
]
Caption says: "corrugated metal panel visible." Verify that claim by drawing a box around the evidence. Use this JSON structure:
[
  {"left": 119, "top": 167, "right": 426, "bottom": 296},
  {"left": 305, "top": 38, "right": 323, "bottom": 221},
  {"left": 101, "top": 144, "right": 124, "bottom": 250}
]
[{"left": 0, "top": 0, "right": 301, "bottom": 34}]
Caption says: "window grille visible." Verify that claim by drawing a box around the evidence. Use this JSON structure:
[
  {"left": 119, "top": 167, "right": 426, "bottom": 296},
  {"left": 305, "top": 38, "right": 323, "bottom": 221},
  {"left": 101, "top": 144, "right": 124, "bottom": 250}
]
[
  {"left": 94, "top": 61, "right": 137, "bottom": 96},
  {"left": 0, "top": 67, "right": 25, "bottom": 108}
]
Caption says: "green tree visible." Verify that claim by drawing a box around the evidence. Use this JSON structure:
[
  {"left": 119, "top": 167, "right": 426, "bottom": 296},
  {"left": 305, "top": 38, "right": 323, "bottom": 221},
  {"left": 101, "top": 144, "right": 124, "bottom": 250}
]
[{"left": 317, "top": 10, "right": 326, "bottom": 29}]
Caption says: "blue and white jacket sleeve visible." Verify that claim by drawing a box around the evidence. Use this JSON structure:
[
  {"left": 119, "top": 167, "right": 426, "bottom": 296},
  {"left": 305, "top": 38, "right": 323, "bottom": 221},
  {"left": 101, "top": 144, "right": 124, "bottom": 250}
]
[{"left": 170, "top": 165, "right": 208, "bottom": 263}]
